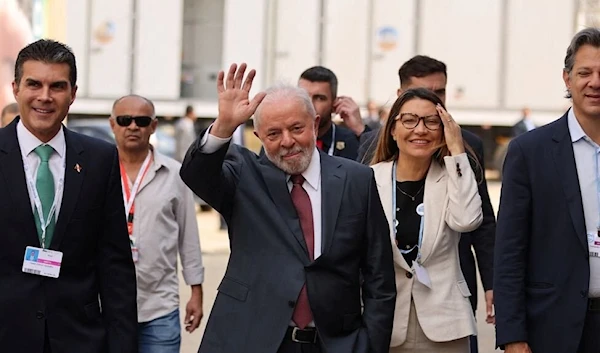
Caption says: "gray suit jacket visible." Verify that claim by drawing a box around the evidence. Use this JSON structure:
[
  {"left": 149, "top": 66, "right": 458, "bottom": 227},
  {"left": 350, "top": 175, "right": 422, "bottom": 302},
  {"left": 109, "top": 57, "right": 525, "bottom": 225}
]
[{"left": 180, "top": 129, "right": 396, "bottom": 353}]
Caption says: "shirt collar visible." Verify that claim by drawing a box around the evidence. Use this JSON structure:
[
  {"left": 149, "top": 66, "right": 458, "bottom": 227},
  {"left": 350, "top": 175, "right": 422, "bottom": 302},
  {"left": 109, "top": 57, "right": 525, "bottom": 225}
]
[
  {"left": 568, "top": 107, "right": 588, "bottom": 144},
  {"left": 150, "top": 146, "right": 168, "bottom": 171},
  {"left": 287, "top": 147, "right": 321, "bottom": 191},
  {"left": 17, "top": 119, "right": 66, "bottom": 158}
]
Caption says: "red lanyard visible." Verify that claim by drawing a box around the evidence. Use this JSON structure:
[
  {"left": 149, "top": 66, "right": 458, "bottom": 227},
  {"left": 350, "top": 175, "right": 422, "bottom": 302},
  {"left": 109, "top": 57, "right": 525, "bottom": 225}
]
[{"left": 119, "top": 152, "right": 153, "bottom": 236}]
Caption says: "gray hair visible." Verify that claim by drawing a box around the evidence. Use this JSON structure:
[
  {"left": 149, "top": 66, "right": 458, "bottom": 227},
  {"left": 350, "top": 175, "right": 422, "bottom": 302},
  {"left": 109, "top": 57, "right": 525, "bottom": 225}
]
[
  {"left": 564, "top": 27, "right": 600, "bottom": 98},
  {"left": 253, "top": 83, "right": 316, "bottom": 130}
]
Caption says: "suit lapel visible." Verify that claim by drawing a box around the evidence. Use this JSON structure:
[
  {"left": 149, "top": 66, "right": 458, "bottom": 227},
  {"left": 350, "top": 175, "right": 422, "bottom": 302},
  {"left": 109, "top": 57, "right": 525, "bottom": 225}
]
[
  {"left": 320, "top": 152, "right": 345, "bottom": 256},
  {"left": 51, "top": 128, "right": 84, "bottom": 249},
  {"left": 552, "top": 116, "right": 587, "bottom": 253},
  {"left": 258, "top": 155, "right": 310, "bottom": 260},
  {"left": 418, "top": 159, "right": 446, "bottom": 264},
  {"left": 373, "top": 161, "right": 411, "bottom": 271},
  {"left": 0, "top": 119, "right": 39, "bottom": 243}
]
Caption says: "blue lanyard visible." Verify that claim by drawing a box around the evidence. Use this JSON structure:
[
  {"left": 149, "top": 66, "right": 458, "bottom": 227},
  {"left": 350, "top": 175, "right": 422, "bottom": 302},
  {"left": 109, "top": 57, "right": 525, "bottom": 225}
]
[
  {"left": 595, "top": 144, "right": 600, "bottom": 232},
  {"left": 583, "top": 137, "right": 600, "bottom": 232},
  {"left": 327, "top": 125, "right": 336, "bottom": 156},
  {"left": 392, "top": 160, "right": 424, "bottom": 262}
]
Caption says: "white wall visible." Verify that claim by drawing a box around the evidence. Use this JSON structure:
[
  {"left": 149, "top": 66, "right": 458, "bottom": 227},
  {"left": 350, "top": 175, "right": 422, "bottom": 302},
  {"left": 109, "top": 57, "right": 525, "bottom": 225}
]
[
  {"left": 65, "top": 0, "right": 89, "bottom": 96},
  {"left": 222, "top": 0, "right": 268, "bottom": 92},
  {"left": 133, "top": 0, "right": 183, "bottom": 99},
  {"left": 419, "top": 0, "right": 502, "bottom": 109},
  {"left": 87, "top": 0, "right": 134, "bottom": 98},
  {"left": 369, "top": 0, "right": 417, "bottom": 106},
  {"left": 267, "top": 0, "right": 320, "bottom": 86},
  {"left": 504, "top": 0, "right": 575, "bottom": 110},
  {"left": 323, "top": 0, "right": 370, "bottom": 101}
]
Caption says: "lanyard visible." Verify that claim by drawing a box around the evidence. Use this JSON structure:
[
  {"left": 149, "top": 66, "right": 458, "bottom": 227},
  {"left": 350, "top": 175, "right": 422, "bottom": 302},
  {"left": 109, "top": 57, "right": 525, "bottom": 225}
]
[
  {"left": 392, "top": 160, "right": 425, "bottom": 263},
  {"left": 23, "top": 149, "right": 65, "bottom": 249},
  {"left": 119, "top": 152, "right": 153, "bottom": 243},
  {"left": 327, "top": 125, "right": 336, "bottom": 156},
  {"left": 593, "top": 143, "right": 600, "bottom": 233}
]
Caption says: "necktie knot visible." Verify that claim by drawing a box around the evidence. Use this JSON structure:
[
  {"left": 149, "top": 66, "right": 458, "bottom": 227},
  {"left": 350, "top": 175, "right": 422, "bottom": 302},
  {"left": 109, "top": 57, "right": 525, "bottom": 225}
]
[
  {"left": 291, "top": 174, "right": 305, "bottom": 186},
  {"left": 34, "top": 145, "right": 54, "bottom": 162}
]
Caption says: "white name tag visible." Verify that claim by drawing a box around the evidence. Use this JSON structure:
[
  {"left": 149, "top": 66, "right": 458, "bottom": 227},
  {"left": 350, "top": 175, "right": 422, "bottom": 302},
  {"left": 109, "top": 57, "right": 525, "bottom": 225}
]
[
  {"left": 412, "top": 260, "right": 432, "bottom": 289},
  {"left": 589, "top": 232, "right": 600, "bottom": 257},
  {"left": 22, "top": 246, "right": 63, "bottom": 278}
]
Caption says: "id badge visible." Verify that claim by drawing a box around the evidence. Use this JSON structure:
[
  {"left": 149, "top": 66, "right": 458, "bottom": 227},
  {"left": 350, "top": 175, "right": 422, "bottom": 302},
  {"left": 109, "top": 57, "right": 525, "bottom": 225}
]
[
  {"left": 131, "top": 246, "right": 139, "bottom": 263},
  {"left": 412, "top": 261, "right": 432, "bottom": 289},
  {"left": 589, "top": 232, "right": 600, "bottom": 257},
  {"left": 22, "top": 246, "right": 63, "bottom": 278}
]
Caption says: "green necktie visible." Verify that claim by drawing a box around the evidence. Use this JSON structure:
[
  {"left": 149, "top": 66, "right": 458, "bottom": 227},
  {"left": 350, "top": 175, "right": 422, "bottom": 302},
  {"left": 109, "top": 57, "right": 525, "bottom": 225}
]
[{"left": 33, "top": 145, "right": 55, "bottom": 248}]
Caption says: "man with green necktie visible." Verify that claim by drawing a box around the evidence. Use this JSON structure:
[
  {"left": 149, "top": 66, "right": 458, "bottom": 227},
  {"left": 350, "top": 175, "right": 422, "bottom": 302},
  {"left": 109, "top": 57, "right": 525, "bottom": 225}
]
[{"left": 0, "top": 39, "right": 138, "bottom": 353}]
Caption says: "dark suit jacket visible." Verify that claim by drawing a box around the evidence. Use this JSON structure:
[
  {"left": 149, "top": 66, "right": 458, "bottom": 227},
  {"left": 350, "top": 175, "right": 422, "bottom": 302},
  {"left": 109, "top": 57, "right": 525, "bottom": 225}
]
[
  {"left": 494, "top": 113, "right": 588, "bottom": 352},
  {"left": 358, "top": 127, "right": 496, "bottom": 310},
  {"left": 180, "top": 129, "right": 396, "bottom": 353},
  {"left": 319, "top": 124, "right": 364, "bottom": 160},
  {"left": 0, "top": 119, "right": 138, "bottom": 353}
]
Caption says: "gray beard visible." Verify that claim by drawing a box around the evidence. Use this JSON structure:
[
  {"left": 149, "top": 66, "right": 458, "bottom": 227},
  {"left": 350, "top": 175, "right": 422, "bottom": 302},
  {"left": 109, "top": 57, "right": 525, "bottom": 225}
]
[{"left": 265, "top": 141, "right": 315, "bottom": 175}]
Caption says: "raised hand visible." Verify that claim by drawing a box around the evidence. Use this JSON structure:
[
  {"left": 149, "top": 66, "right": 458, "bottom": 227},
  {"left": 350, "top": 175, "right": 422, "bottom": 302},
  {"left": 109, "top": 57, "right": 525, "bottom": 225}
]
[
  {"left": 333, "top": 96, "right": 365, "bottom": 137},
  {"left": 212, "top": 63, "right": 266, "bottom": 138},
  {"left": 437, "top": 104, "right": 465, "bottom": 156}
]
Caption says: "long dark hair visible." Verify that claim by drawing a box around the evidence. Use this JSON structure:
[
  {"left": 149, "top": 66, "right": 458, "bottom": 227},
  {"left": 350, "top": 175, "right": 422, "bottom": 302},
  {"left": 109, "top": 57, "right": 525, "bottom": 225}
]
[{"left": 370, "top": 88, "right": 482, "bottom": 182}]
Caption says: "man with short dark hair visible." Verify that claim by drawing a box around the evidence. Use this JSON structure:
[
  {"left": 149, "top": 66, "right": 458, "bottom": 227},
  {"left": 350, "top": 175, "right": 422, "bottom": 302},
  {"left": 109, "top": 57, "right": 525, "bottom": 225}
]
[
  {"left": 358, "top": 55, "right": 497, "bottom": 353},
  {"left": 299, "top": 66, "right": 369, "bottom": 160},
  {"left": 0, "top": 39, "right": 138, "bottom": 352},
  {"left": 495, "top": 27, "right": 600, "bottom": 353}
]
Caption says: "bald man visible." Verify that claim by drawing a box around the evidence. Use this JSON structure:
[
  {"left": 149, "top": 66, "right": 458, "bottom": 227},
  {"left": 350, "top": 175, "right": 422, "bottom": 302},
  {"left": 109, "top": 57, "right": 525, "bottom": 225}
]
[{"left": 109, "top": 95, "right": 205, "bottom": 353}]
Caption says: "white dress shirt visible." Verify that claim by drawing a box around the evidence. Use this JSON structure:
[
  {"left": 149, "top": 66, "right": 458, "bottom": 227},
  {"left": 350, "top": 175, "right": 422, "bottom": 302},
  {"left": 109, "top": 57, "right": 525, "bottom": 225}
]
[
  {"left": 568, "top": 108, "right": 600, "bottom": 296},
  {"left": 524, "top": 118, "right": 536, "bottom": 131},
  {"left": 201, "top": 127, "right": 323, "bottom": 258},
  {"left": 17, "top": 120, "right": 66, "bottom": 221}
]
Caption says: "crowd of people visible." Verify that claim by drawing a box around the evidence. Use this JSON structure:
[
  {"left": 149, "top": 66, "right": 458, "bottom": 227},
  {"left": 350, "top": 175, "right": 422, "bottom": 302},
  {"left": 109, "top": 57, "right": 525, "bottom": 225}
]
[{"left": 1, "top": 26, "right": 600, "bottom": 353}]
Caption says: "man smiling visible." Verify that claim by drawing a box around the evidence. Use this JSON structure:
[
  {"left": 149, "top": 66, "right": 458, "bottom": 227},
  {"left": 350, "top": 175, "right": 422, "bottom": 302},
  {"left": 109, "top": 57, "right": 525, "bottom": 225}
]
[{"left": 0, "top": 39, "right": 137, "bottom": 353}]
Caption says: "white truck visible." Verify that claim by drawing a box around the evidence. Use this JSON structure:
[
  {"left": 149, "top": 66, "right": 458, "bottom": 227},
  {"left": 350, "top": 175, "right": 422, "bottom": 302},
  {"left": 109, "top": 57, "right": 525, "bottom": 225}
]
[{"left": 33, "top": 0, "right": 596, "bottom": 169}]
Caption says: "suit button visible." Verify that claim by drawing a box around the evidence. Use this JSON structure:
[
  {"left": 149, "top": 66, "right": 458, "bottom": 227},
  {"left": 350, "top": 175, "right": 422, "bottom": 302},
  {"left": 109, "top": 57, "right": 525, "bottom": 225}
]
[
  {"left": 581, "top": 290, "right": 588, "bottom": 298},
  {"left": 36, "top": 311, "right": 45, "bottom": 319},
  {"left": 288, "top": 300, "right": 296, "bottom": 308},
  {"left": 406, "top": 271, "right": 413, "bottom": 279}
]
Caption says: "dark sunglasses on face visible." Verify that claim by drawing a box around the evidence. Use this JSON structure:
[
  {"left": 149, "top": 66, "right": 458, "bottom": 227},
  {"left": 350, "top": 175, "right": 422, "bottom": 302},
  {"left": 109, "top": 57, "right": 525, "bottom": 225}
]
[{"left": 115, "top": 115, "right": 153, "bottom": 127}]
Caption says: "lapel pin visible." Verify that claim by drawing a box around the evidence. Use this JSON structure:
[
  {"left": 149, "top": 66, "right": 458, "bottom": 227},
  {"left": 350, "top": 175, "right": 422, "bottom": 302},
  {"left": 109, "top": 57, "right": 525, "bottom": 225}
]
[
  {"left": 74, "top": 164, "right": 82, "bottom": 173},
  {"left": 336, "top": 141, "right": 345, "bottom": 150}
]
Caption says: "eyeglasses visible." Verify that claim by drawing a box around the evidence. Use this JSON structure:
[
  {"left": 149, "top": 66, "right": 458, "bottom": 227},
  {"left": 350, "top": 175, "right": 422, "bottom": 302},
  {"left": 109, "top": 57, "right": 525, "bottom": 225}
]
[
  {"left": 115, "top": 115, "right": 153, "bottom": 127},
  {"left": 396, "top": 113, "right": 442, "bottom": 131}
]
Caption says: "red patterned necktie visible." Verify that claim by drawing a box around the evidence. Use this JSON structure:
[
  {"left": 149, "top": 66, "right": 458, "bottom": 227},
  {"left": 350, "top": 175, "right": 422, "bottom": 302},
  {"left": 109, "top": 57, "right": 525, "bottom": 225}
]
[{"left": 290, "top": 174, "right": 314, "bottom": 328}]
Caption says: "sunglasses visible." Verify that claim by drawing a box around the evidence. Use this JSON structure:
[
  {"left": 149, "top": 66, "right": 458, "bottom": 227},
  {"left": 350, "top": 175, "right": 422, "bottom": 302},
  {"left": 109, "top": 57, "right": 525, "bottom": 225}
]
[{"left": 115, "top": 115, "right": 153, "bottom": 127}]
